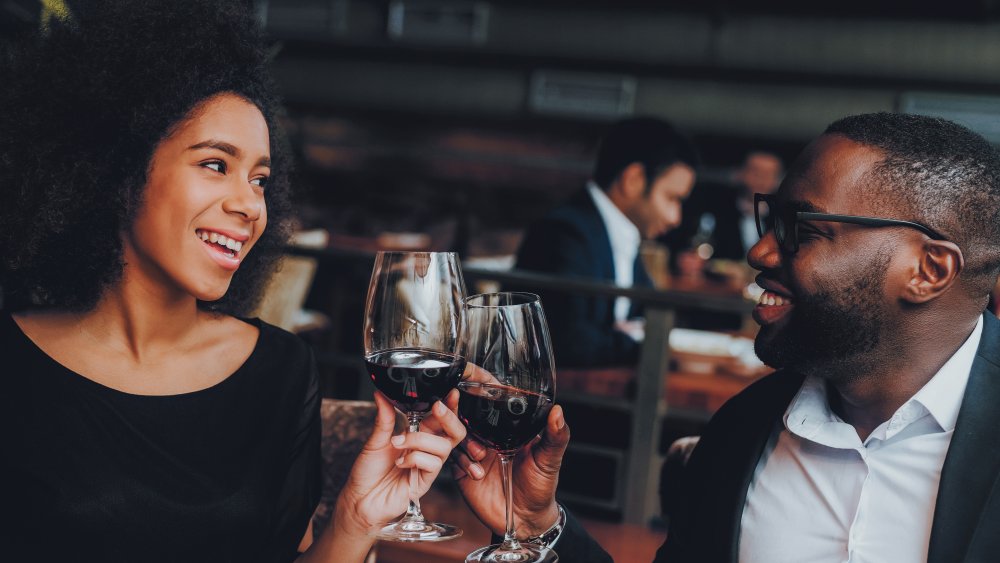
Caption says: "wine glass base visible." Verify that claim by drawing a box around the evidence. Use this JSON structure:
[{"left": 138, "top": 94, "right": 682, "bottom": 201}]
[
  {"left": 376, "top": 520, "right": 463, "bottom": 543},
  {"left": 465, "top": 543, "right": 558, "bottom": 562}
]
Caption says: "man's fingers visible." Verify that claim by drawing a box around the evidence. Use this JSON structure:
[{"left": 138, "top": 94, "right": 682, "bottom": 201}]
[
  {"left": 533, "top": 405, "right": 570, "bottom": 475},
  {"left": 450, "top": 450, "right": 486, "bottom": 481},
  {"left": 445, "top": 388, "right": 460, "bottom": 413},
  {"left": 463, "top": 437, "right": 488, "bottom": 461},
  {"left": 463, "top": 362, "right": 500, "bottom": 385}
]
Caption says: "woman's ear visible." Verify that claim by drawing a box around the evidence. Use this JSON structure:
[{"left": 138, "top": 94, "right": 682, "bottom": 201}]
[{"left": 903, "top": 240, "right": 964, "bottom": 304}]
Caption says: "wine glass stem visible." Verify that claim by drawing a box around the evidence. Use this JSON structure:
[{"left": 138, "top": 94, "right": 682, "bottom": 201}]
[
  {"left": 401, "top": 413, "right": 425, "bottom": 524},
  {"left": 499, "top": 452, "right": 522, "bottom": 550}
]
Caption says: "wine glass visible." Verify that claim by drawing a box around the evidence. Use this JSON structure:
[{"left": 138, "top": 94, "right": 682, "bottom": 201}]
[
  {"left": 457, "top": 292, "right": 557, "bottom": 563},
  {"left": 363, "top": 251, "right": 467, "bottom": 542}
]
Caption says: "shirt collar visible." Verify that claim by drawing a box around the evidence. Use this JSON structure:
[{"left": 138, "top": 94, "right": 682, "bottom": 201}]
[
  {"left": 587, "top": 181, "right": 640, "bottom": 252},
  {"left": 783, "top": 315, "right": 983, "bottom": 446},
  {"left": 910, "top": 314, "right": 982, "bottom": 431}
]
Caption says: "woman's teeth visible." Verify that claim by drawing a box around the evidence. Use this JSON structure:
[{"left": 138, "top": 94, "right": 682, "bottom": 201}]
[
  {"left": 758, "top": 291, "right": 790, "bottom": 307},
  {"left": 196, "top": 230, "right": 243, "bottom": 253}
]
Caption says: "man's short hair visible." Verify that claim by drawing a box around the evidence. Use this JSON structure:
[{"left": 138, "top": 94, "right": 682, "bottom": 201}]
[
  {"left": 825, "top": 112, "right": 1000, "bottom": 297},
  {"left": 592, "top": 117, "right": 699, "bottom": 191}
]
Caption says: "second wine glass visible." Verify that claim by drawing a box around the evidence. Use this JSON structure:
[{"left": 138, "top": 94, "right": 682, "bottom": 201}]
[
  {"left": 457, "top": 292, "right": 557, "bottom": 563},
  {"left": 363, "top": 251, "right": 467, "bottom": 542}
]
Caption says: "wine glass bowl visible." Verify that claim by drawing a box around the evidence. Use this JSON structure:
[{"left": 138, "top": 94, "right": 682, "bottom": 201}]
[
  {"left": 457, "top": 292, "right": 557, "bottom": 563},
  {"left": 363, "top": 251, "right": 467, "bottom": 542}
]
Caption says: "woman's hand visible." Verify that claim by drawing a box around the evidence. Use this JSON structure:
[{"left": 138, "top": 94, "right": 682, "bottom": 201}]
[{"left": 331, "top": 391, "right": 467, "bottom": 539}]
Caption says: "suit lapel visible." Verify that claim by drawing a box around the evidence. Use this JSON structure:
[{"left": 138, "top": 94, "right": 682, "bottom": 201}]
[
  {"left": 573, "top": 188, "right": 617, "bottom": 283},
  {"left": 928, "top": 313, "right": 1000, "bottom": 563}
]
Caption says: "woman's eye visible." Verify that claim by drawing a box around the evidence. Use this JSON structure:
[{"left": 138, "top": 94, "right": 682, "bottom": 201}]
[
  {"left": 202, "top": 160, "right": 226, "bottom": 174},
  {"left": 250, "top": 176, "right": 268, "bottom": 189}
]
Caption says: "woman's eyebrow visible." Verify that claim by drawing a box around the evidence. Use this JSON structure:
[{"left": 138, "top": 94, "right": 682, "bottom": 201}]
[
  {"left": 188, "top": 139, "right": 270, "bottom": 168},
  {"left": 188, "top": 139, "right": 241, "bottom": 157}
]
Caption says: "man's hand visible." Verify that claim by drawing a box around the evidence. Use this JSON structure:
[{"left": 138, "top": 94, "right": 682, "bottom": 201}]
[{"left": 450, "top": 396, "right": 570, "bottom": 538}]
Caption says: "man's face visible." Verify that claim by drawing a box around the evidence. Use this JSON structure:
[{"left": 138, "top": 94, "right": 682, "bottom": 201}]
[
  {"left": 747, "top": 135, "right": 901, "bottom": 377},
  {"left": 625, "top": 163, "right": 696, "bottom": 239},
  {"left": 738, "top": 153, "right": 783, "bottom": 196}
]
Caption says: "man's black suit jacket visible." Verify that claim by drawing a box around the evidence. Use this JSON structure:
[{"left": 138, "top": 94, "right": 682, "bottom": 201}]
[
  {"left": 560, "top": 312, "right": 1000, "bottom": 562},
  {"left": 514, "top": 189, "right": 652, "bottom": 368}
]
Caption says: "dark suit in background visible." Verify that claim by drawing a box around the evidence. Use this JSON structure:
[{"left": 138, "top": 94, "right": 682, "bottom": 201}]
[{"left": 514, "top": 189, "right": 652, "bottom": 368}]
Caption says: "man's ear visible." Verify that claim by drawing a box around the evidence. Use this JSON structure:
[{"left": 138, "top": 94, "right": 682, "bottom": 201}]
[
  {"left": 902, "top": 240, "right": 964, "bottom": 304},
  {"left": 615, "top": 162, "right": 647, "bottom": 200}
]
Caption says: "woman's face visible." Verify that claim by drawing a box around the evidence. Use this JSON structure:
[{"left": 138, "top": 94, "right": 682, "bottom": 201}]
[{"left": 123, "top": 93, "right": 270, "bottom": 303}]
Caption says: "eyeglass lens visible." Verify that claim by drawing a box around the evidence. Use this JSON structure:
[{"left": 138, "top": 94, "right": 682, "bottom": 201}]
[{"left": 756, "top": 197, "right": 793, "bottom": 252}]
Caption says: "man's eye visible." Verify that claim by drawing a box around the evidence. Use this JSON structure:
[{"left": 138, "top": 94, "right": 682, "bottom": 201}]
[
  {"left": 202, "top": 161, "right": 226, "bottom": 174},
  {"left": 797, "top": 225, "right": 825, "bottom": 241}
]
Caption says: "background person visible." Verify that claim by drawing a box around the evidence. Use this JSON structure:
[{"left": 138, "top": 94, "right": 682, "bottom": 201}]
[
  {"left": 513, "top": 117, "right": 699, "bottom": 367},
  {"left": 665, "top": 151, "right": 784, "bottom": 275}
]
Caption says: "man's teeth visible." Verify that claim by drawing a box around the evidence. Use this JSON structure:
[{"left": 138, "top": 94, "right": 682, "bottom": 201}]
[
  {"left": 758, "top": 291, "right": 790, "bottom": 306},
  {"left": 196, "top": 230, "right": 243, "bottom": 252}
]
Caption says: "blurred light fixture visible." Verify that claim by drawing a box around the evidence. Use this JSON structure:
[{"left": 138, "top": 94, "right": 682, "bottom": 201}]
[
  {"left": 387, "top": 0, "right": 490, "bottom": 46},
  {"left": 529, "top": 70, "right": 636, "bottom": 120},
  {"left": 257, "top": 0, "right": 348, "bottom": 36}
]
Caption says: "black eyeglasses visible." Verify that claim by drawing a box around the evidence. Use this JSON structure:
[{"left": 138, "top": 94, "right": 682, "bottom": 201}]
[{"left": 754, "top": 193, "right": 948, "bottom": 254}]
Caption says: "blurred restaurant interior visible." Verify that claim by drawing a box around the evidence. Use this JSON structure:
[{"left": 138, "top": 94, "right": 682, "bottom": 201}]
[{"left": 6, "top": 0, "right": 1000, "bottom": 559}]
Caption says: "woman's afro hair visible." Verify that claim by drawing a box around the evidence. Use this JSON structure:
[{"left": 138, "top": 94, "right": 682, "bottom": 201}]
[{"left": 0, "top": 0, "right": 293, "bottom": 315}]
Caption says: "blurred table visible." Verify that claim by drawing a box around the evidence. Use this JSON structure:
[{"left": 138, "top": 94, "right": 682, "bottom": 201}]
[{"left": 375, "top": 483, "right": 666, "bottom": 563}]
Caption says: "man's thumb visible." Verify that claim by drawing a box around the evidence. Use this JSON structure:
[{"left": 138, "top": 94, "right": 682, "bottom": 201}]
[{"left": 534, "top": 405, "right": 569, "bottom": 473}]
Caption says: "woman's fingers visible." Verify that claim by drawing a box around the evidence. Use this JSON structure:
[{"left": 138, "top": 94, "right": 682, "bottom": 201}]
[
  {"left": 365, "top": 391, "right": 397, "bottom": 450},
  {"left": 395, "top": 450, "right": 445, "bottom": 476},
  {"left": 430, "top": 400, "right": 467, "bottom": 446},
  {"left": 391, "top": 426, "right": 455, "bottom": 460}
]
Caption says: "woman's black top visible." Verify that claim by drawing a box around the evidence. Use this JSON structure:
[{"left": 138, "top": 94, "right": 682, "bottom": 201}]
[{"left": 0, "top": 313, "right": 321, "bottom": 562}]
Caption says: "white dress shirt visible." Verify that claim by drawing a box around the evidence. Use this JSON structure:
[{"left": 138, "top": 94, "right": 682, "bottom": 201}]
[
  {"left": 587, "top": 181, "right": 640, "bottom": 323},
  {"left": 739, "top": 316, "right": 983, "bottom": 563}
]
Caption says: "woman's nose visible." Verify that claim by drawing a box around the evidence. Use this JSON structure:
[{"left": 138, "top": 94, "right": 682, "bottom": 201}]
[{"left": 222, "top": 182, "right": 263, "bottom": 222}]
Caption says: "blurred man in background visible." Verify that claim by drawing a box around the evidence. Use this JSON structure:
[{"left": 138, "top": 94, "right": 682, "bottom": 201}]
[
  {"left": 665, "top": 151, "right": 784, "bottom": 273},
  {"left": 514, "top": 117, "right": 698, "bottom": 367}
]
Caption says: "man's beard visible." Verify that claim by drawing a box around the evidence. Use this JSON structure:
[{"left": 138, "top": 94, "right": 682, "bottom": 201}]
[{"left": 754, "top": 249, "right": 892, "bottom": 379}]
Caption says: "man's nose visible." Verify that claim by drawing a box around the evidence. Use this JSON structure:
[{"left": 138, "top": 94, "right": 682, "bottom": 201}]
[{"left": 747, "top": 229, "right": 782, "bottom": 271}]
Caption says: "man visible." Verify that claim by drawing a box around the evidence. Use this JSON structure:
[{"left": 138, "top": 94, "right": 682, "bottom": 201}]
[
  {"left": 454, "top": 112, "right": 1000, "bottom": 562},
  {"left": 668, "top": 151, "right": 784, "bottom": 266},
  {"left": 514, "top": 117, "right": 698, "bottom": 367}
]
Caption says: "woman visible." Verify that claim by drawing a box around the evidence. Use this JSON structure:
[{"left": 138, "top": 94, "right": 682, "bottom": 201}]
[{"left": 0, "top": 1, "right": 465, "bottom": 561}]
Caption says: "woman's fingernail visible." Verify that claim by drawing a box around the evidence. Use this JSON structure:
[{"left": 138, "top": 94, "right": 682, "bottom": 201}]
[
  {"left": 396, "top": 456, "right": 405, "bottom": 466},
  {"left": 391, "top": 435, "right": 405, "bottom": 447},
  {"left": 470, "top": 463, "right": 485, "bottom": 479},
  {"left": 555, "top": 408, "right": 565, "bottom": 430},
  {"left": 433, "top": 401, "right": 445, "bottom": 415}
]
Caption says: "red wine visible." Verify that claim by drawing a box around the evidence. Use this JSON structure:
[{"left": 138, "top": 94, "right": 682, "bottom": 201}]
[
  {"left": 457, "top": 382, "right": 553, "bottom": 453},
  {"left": 366, "top": 348, "right": 466, "bottom": 413}
]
